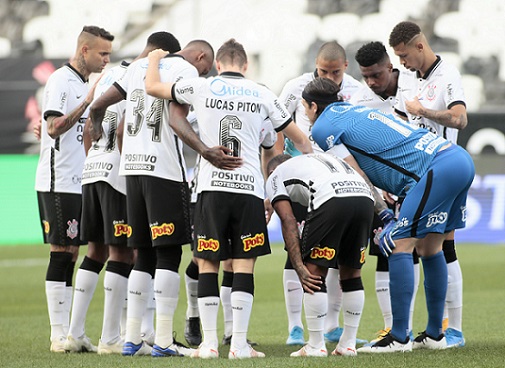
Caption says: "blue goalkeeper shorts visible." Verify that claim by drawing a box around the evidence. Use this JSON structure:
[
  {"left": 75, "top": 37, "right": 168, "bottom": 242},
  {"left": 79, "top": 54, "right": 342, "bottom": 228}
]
[{"left": 390, "top": 145, "right": 475, "bottom": 240}]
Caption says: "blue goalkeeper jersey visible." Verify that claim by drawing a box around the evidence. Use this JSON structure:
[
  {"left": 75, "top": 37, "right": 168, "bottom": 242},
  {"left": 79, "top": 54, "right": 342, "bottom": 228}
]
[{"left": 311, "top": 102, "right": 449, "bottom": 196}]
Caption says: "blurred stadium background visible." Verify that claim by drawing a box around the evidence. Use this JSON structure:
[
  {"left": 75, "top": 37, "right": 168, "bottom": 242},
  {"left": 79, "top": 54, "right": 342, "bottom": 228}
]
[{"left": 0, "top": 0, "right": 504, "bottom": 245}]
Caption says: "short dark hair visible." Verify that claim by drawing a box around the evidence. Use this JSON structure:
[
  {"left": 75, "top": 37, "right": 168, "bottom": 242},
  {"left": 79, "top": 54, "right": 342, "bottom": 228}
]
[
  {"left": 389, "top": 21, "right": 421, "bottom": 47},
  {"left": 216, "top": 38, "right": 247, "bottom": 67},
  {"left": 355, "top": 41, "right": 389, "bottom": 67},
  {"left": 147, "top": 31, "right": 181, "bottom": 53},
  {"left": 317, "top": 40, "right": 346, "bottom": 61},
  {"left": 302, "top": 77, "right": 342, "bottom": 117},
  {"left": 267, "top": 154, "right": 292, "bottom": 175},
  {"left": 81, "top": 25, "right": 114, "bottom": 41}
]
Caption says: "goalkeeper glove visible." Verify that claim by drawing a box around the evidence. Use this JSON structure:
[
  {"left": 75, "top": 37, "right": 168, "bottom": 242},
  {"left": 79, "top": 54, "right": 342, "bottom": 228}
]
[
  {"left": 284, "top": 137, "right": 302, "bottom": 156},
  {"left": 378, "top": 220, "right": 397, "bottom": 257},
  {"left": 378, "top": 208, "right": 395, "bottom": 226}
]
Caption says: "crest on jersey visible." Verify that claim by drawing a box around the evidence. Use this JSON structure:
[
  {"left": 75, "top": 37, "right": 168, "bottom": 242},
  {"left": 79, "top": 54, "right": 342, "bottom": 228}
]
[
  {"left": 66, "top": 219, "right": 79, "bottom": 239},
  {"left": 426, "top": 84, "right": 437, "bottom": 101}
]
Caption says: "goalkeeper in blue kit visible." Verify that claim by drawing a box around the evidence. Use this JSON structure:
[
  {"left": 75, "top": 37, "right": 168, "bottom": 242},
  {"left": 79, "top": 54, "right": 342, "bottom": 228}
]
[{"left": 304, "top": 77, "right": 475, "bottom": 353}]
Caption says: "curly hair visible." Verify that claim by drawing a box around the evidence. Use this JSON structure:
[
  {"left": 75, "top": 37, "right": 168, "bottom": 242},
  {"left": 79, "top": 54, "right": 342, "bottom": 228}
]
[
  {"left": 389, "top": 21, "right": 421, "bottom": 47},
  {"left": 355, "top": 41, "right": 389, "bottom": 67}
]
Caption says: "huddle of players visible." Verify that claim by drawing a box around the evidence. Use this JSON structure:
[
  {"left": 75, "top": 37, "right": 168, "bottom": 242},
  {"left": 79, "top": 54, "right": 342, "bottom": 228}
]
[{"left": 36, "top": 19, "right": 469, "bottom": 359}]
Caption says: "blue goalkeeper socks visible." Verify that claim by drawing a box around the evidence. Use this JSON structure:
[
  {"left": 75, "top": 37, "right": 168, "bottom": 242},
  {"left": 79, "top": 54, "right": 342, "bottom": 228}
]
[
  {"left": 422, "top": 251, "right": 447, "bottom": 338},
  {"left": 389, "top": 252, "right": 414, "bottom": 341}
]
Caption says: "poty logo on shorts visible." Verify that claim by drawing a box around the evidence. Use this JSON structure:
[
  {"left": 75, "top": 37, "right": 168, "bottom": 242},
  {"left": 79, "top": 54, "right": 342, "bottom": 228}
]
[
  {"left": 310, "top": 246, "right": 335, "bottom": 260},
  {"left": 114, "top": 223, "right": 132, "bottom": 237},
  {"left": 197, "top": 238, "right": 220, "bottom": 252},
  {"left": 426, "top": 212, "right": 448, "bottom": 228},
  {"left": 242, "top": 233, "right": 264, "bottom": 252},
  {"left": 360, "top": 247, "right": 366, "bottom": 264},
  {"left": 66, "top": 219, "right": 79, "bottom": 239},
  {"left": 43, "top": 220, "right": 50, "bottom": 234},
  {"left": 151, "top": 223, "right": 175, "bottom": 240}
]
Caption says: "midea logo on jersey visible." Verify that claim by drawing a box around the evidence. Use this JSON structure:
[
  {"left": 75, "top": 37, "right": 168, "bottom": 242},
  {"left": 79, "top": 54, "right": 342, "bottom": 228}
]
[
  {"left": 210, "top": 78, "right": 259, "bottom": 97},
  {"left": 426, "top": 212, "right": 448, "bottom": 228}
]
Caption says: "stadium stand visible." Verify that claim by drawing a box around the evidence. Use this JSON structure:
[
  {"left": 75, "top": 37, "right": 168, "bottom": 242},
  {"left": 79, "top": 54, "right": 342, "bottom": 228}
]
[{"left": 0, "top": 0, "right": 503, "bottom": 112}]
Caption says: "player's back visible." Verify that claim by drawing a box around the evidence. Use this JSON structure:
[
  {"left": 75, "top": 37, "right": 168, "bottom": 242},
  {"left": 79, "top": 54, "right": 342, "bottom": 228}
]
[
  {"left": 118, "top": 55, "right": 198, "bottom": 181},
  {"left": 267, "top": 153, "right": 373, "bottom": 212},
  {"left": 173, "top": 72, "right": 288, "bottom": 199},
  {"left": 312, "top": 103, "right": 449, "bottom": 196}
]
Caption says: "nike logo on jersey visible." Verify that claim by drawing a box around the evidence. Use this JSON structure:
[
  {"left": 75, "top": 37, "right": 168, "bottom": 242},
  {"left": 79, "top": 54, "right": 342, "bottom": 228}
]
[{"left": 76, "top": 95, "right": 82, "bottom": 99}]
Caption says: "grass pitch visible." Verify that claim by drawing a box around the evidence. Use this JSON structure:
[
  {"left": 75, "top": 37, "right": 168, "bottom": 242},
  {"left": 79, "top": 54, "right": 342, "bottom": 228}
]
[{"left": 0, "top": 243, "right": 504, "bottom": 368}]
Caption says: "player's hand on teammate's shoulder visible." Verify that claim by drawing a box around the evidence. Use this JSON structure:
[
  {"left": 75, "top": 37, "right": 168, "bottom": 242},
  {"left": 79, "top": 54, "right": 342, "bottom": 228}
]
[
  {"left": 148, "top": 48, "right": 169, "bottom": 62},
  {"left": 202, "top": 146, "right": 243, "bottom": 170}
]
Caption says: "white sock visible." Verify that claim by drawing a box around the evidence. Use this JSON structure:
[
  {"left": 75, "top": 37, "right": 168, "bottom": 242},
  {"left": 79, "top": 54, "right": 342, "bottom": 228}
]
[
  {"left": 46, "top": 281, "right": 66, "bottom": 341},
  {"left": 409, "top": 263, "right": 421, "bottom": 334},
  {"left": 140, "top": 278, "right": 155, "bottom": 341},
  {"left": 325, "top": 268, "right": 342, "bottom": 332},
  {"left": 340, "top": 290, "right": 365, "bottom": 349},
  {"left": 283, "top": 269, "right": 304, "bottom": 332},
  {"left": 154, "top": 269, "right": 180, "bottom": 348},
  {"left": 101, "top": 271, "right": 128, "bottom": 344},
  {"left": 304, "top": 292, "right": 327, "bottom": 348},
  {"left": 125, "top": 270, "right": 151, "bottom": 344},
  {"left": 120, "top": 295, "right": 128, "bottom": 339},
  {"left": 198, "top": 296, "right": 220, "bottom": 348},
  {"left": 375, "top": 271, "right": 392, "bottom": 329},
  {"left": 446, "top": 260, "right": 463, "bottom": 331},
  {"left": 68, "top": 269, "right": 99, "bottom": 338},
  {"left": 220, "top": 285, "right": 233, "bottom": 337},
  {"left": 231, "top": 291, "right": 254, "bottom": 349},
  {"left": 185, "top": 274, "right": 199, "bottom": 319},
  {"left": 63, "top": 286, "right": 73, "bottom": 336}
]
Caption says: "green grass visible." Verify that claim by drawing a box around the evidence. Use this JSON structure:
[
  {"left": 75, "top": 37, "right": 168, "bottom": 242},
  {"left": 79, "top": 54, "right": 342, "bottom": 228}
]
[{"left": 0, "top": 243, "right": 504, "bottom": 368}]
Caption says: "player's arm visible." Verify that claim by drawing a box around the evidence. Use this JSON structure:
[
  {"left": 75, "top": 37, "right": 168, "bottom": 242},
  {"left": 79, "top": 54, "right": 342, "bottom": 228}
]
[
  {"left": 83, "top": 118, "right": 93, "bottom": 155},
  {"left": 281, "top": 122, "right": 313, "bottom": 154},
  {"left": 272, "top": 199, "right": 322, "bottom": 294},
  {"left": 117, "top": 116, "right": 124, "bottom": 153},
  {"left": 89, "top": 84, "right": 124, "bottom": 141},
  {"left": 169, "top": 102, "right": 242, "bottom": 170},
  {"left": 145, "top": 49, "right": 174, "bottom": 99},
  {"left": 343, "top": 153, "right": 388, "bottom": 214},
  {"left": 47, "top": 75, "right": 102, "bottom": 139},
  {"left": 405, "top": 97, "right": 467, "bottom": 130}
]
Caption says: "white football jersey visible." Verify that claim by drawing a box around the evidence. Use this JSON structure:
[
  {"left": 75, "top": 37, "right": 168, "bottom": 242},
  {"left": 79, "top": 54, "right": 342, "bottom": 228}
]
[
  {"left": 82, "top": 61, "right": 128, "bottom": 194},
  {"left": 173, "top": 71, "right": 290, "bottom": 199},
  {"left": 349, "top": 83, "right": 397, "bottom": 115},
  {"left": 116, "top": 55, "right": 198, "bottom": 181},
  {"left": 279, "top": 71, "right": 360, "bottom": 153},
  {"left": 35, "top": 64, "right": 89, "bottom": 194},
  {"left": 266, "top": 154, "right": 373, "bottom": 212},
  {"left": 395, "top": 57, "right": 466, "bottom": 143}
]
